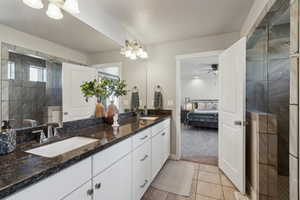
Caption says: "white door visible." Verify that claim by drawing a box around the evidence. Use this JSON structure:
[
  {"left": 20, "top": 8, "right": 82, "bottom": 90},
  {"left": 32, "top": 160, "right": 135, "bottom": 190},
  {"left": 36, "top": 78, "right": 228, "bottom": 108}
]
[
  {"left": 62, "top": 63, "right": 97, "bottom": 122},
  {"left": 218, "top": 37, "right": 246, "bottom": 193},
  {"left": 151, "top": 133, "right": 164, "bottom": 180}
]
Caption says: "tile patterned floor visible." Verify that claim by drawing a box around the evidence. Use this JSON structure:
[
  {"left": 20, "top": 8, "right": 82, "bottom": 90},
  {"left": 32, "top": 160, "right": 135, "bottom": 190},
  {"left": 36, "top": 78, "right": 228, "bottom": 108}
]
[{"left": 142, "top": 162, "right": 238, "bottom": 200}]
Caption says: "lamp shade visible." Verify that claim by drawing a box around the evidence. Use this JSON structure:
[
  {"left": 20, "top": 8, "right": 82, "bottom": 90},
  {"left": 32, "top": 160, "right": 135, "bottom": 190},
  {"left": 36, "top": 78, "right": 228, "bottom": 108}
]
[
  {"left": 63, "top": 0, "right": 80, "bottom": 14},
  {"left": 23, "top": 0, "right": 44, "bottom": 9},
  {"left": 46, "top": 3, "right": 64, "bottom": 20}
]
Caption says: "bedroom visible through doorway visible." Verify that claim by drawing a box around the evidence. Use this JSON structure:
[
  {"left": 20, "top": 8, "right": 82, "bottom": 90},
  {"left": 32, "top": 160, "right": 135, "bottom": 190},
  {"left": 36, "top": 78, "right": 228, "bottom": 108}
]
[{"left": 179, "top": 53, "right": 220, "bottom": 165}]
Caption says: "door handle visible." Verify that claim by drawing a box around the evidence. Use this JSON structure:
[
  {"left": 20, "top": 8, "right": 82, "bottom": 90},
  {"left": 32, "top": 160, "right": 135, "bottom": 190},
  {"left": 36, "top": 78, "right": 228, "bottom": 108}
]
[{"left": 234, "top": 121, "right": 242, "bottom": 126}]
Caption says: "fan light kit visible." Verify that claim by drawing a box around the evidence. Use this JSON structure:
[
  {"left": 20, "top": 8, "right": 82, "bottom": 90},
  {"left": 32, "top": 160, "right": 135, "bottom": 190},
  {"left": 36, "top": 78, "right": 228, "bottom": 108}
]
[
  {"left": 23, "top": 0, "right": 80, "bottom": 20},
  {"left": 120, "top": 40, "right": 149, "bottom": 60}
]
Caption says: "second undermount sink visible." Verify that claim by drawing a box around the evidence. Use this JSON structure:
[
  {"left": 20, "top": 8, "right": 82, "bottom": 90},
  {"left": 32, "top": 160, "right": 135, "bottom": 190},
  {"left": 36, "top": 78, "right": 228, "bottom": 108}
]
[
  {"left": 26, "top": 137, "right": 99, "bottom": 158},
  {"left": 140, "top": 117, "right": 159, "bottom": 120}
]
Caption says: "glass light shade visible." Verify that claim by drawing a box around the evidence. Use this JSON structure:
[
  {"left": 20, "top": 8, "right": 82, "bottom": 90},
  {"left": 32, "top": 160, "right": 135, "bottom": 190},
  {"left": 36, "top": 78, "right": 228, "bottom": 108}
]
[
  {"left": 140, "top": 51, "right": 148, "bottom": 59},
  {"left": 63, "top": 0, "right": 80, "bottom": 14},
  {"left": 130, "top": 53, "right": 137, "bottom": 60},
  {"left": 46, "top": 3, "right": 64, "bottom": 20},
  {"left": 136, "top": 48, "right": 144, "bottom": 56},
  {"left": 23, "top": 0, "right": 44, "bottom": 9}
]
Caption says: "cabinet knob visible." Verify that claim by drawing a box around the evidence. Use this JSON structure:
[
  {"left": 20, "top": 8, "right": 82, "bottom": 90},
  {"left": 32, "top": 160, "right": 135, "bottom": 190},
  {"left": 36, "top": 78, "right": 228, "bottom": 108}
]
[
  {"left": 161, "top": 132, "right": 166, "bottom": 136},
  {"left": 140, "top": 180, "right": 148, "bottom": 188},
  {"left": 87, "top": 189, "right": 94, "bottom": 196},
  {"left": 95, "top": 183, "right": 102, "bottom": 189}
]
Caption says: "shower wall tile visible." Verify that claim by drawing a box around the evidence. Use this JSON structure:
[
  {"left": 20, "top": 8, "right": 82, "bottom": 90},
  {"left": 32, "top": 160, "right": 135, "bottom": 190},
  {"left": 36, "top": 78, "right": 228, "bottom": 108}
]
[
  {"left": 290, "top": 155, "right": 299, "bottom": 200},
  {"left": 290, "top": 105, "right": 299, "bottom": 157},
  {"left": 290, "top": 58, "right": 299, "bottom": 104},
  {"left": 290, "top": 0, "right": 299, "bottom": 54}
]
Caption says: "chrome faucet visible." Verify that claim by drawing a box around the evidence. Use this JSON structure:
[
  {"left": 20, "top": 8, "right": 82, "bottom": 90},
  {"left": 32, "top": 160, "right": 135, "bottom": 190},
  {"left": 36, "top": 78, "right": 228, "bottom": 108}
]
[{"left": 32, "top": 130, "right": 47, "bottom": 144}]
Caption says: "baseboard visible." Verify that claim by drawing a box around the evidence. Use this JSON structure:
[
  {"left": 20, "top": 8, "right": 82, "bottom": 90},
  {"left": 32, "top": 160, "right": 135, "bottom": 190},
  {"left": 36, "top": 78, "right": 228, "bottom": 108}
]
[{"left": 169, "top": 154, "right": 180, "bottom": 160}]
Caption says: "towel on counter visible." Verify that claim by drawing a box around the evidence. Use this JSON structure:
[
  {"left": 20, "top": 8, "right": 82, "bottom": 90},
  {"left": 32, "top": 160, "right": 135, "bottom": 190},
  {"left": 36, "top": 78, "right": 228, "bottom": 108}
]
[
  {"left": 131, "top": 92, "right": 140, "bottom": 110},
  {"left": 154, "top": 91, "right": 163, "bottom": 110}
]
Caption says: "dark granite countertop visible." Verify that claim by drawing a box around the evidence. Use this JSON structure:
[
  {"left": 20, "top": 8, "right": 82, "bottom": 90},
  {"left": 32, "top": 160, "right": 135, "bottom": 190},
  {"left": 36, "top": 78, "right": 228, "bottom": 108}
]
[{"left": 0, "top": 115, "right": 171, "bottom": 199}]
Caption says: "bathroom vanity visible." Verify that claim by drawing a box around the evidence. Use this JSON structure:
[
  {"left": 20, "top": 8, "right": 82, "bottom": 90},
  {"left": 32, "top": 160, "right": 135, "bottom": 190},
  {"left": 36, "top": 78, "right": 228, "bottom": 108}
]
[{"left": 0, "top": 116, "right": 171, "bottom": 200}]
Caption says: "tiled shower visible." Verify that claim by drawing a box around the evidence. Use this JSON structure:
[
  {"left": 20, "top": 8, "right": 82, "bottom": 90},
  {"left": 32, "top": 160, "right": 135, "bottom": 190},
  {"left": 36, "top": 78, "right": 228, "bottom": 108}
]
[{"left": 246, "top": 0, "right": 291, "bottom": 199}]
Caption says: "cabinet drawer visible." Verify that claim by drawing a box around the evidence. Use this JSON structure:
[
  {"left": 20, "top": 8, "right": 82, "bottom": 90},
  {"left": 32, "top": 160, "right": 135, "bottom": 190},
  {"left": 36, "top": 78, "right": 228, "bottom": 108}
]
[
  {"left": 93, "top": 138, "right": 132, "bottom": 176},
  {"left": 133, "top": 129, "right": 151, "bottom": 149},
  {"left": 133, "top": 140, "right": 151, "bottom": 200},
  {"left": 151, "top": 119, "right": 170, "bottom": 137},
  {"left": 7, "top": 158, "right": 92, "bottom": 200}
]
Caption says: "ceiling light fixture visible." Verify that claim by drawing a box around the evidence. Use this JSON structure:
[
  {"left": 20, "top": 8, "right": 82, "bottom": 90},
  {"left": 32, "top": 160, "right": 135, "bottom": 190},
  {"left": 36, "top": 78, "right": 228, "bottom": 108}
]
[
  {"left": 23, "top": 0, "right": 80, "bottom": 20},
  {"left": 120, "top": 40, "right": 148, "bottom": 60},
  {"left": 46, "top": 3, "right": 64, "bottom": 20}
]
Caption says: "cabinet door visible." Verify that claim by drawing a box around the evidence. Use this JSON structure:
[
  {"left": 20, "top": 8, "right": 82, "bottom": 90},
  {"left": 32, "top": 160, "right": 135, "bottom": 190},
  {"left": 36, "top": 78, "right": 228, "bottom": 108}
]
[
  {"left": 62, "top": 181, "right": 93, "bottom": 200},
  {"left": 151, "top": 133, "right": 164, "bottom": 180},
  {"left": 93, "top": 154, "right": 132, "bottom": 200}
]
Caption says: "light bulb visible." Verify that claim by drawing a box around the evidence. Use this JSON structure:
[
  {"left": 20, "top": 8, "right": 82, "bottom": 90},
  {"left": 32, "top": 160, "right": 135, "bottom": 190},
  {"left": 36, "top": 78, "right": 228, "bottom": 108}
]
[
  {"left": 140, "top": 51, "right": 148, "bottom": 59},
  {"left": 137, "top": 48, "right": 144, "bottom": 56},
  {"left": 23, "top": 0, "right": 44, "bottom": 9},
  {"left": 130, "top": 53, "right": 137, "bottom": 60},
  {"left": 125, "top": 50, "right": 132, "bottom": 58},
  {"left": 63, "top": 0, "right": 80, "bottom": 14},
  {"left": 46, "top": 3, "right": 64, "bottom": 20}
]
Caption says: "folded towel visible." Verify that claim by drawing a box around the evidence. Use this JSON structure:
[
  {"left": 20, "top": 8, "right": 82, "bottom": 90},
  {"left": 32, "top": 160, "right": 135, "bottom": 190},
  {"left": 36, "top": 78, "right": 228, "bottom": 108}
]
[
  {"left": 154, "top": 91, "right": 163, "bottom": 110},
  {"left": 131, "top": 92, "right": 140, "bottom": 110}
]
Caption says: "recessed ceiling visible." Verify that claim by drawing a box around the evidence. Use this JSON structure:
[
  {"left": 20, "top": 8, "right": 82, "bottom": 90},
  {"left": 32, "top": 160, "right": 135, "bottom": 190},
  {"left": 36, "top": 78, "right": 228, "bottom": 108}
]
[
  {"left": 0, "top": 0, "right": 120, "bottom": 54},
  {"left": 97, "top": 0, "right": 254, "bottom": 44}
]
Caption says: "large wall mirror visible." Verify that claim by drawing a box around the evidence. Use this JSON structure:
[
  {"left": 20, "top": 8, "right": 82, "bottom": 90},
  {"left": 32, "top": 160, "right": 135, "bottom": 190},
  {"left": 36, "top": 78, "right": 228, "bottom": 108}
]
[{"left": 0, "top": 0, "right": 148, "bottom": 129}]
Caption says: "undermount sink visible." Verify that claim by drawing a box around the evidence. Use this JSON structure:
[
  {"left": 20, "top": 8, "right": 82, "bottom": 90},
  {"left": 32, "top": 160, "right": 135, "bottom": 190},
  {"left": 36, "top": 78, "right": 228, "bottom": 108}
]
[
  {"left": 26, "top": 137, "right": 99, "bottom": 158},
  {"left": 140, "top": 117, "right": 159, "bottom": 120}
]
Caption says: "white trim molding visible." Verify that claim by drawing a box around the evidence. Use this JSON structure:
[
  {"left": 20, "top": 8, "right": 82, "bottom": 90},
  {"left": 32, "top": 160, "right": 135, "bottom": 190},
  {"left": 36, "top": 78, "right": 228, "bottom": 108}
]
[{"left": 175, "top": 50, "right": 223, "bottom": 160}]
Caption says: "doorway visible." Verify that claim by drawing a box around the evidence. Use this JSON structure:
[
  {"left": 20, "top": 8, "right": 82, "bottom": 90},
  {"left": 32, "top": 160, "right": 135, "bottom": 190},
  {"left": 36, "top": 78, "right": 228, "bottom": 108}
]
[{"left": 176, "top": 51, "right": 222, "bottom": 165}]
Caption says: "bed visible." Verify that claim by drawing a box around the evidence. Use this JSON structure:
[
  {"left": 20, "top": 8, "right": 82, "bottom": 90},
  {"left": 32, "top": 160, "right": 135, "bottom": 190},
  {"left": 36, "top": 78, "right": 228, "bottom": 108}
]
[{"left": 186, "top": 99, "right": 218, "bottom": 129}]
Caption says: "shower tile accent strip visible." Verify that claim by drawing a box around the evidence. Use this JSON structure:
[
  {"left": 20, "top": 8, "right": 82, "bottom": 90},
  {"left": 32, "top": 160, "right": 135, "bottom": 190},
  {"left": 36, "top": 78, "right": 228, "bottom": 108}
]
[
  {"left": 290, "top": 0, "right": 299, "bottom": 199},
  {"left": 247, "top": 112, "right": 278, "bottom": 200}
]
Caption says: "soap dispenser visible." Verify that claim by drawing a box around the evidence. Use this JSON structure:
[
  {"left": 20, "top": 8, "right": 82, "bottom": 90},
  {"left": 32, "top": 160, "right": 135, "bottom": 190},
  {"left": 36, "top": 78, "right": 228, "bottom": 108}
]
[{"left": 0, "top": 120, "right": 16, "bottom": 155}]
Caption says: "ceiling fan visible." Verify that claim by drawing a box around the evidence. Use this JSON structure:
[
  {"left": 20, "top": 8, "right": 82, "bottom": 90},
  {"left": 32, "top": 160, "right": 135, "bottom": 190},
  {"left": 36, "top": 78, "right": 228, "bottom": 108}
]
[{"left": 195, "top": 64, "right": 218, "bottom": 76}]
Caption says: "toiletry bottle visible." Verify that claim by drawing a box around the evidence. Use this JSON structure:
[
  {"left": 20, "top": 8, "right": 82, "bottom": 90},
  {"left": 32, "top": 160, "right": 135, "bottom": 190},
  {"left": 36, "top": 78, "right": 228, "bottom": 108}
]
[{"left": 144, "top": 105, "right": 148, "bottom": 116}]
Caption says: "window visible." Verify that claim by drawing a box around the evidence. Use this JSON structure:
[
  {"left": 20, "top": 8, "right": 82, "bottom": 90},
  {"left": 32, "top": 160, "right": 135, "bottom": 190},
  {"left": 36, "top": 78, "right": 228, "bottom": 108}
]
[
  {"left": 29, "top": 65, "right": 47, "bottom": 82},
  {"left": 8, "top": 61, "right": 15, "bottom": 79}
]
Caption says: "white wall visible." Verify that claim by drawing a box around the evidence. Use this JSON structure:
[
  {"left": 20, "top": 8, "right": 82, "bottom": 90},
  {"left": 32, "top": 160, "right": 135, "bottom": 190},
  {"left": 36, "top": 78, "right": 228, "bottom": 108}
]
[
  {"left": 181, "top": 77, "right": 218, "bottom": 105},
  {"left": 0, "top": 24, "right": 88, "bottom": 64},
  {"left": 88, "top": 32, "right": 240, "bottom": 155},
  {"left": 240, "top": 0, "right": 276, "bottom": 37}
]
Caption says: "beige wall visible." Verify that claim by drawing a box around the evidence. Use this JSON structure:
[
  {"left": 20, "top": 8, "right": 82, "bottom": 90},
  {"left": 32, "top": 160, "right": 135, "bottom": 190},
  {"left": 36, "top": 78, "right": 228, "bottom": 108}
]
[
  {"left": 88, "top": 32, "right": 240, "bottom": 155},
  {"left": 0, "top": 24, "right": 88, "bottom": 64}
]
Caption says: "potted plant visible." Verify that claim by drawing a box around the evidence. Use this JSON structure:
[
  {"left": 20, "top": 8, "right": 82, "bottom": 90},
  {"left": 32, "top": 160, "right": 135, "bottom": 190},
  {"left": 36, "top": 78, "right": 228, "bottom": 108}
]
[
  {"left": 80, "top": 79, "right": 113, "bottom": 118},
  {"left": 107, "top": 80, "right": 128, "bottom": 123}
]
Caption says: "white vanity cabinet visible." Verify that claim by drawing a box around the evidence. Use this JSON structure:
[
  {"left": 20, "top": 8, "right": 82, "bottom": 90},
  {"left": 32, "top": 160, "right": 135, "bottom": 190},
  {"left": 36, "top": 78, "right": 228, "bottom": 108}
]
[{"left": 5, "top": 118, "right": 171, "bottom": 200}]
